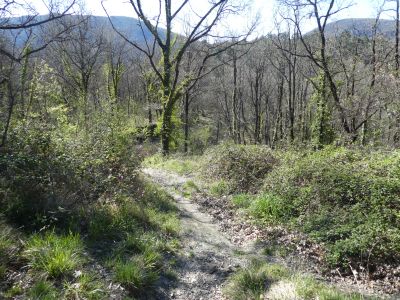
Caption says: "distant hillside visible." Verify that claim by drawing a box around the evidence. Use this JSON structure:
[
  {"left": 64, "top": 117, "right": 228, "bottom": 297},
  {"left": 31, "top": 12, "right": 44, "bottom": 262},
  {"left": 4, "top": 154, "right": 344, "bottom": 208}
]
[
  {"left": 323, "top": 18, "right": 397, "bottom": 38},
  {"left": 0, "top": 15, "right": 167, "bottom": 47},
  {"left": 91, "top": 15, "right": 167, "bottom": 43}
]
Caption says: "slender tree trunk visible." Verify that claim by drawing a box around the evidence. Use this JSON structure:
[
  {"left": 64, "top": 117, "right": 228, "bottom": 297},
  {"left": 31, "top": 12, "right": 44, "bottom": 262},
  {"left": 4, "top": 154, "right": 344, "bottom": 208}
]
[
  {"left": 1, "top": 82, "right": 15, "bottom": 148},
  {"left": 264, "top": 95, "right": 270, "bottom": 146},
  {"left": 216, "top": 119, "right": 220, "bottom": 144},
  {"left": 232, "top": 54, "right": 239, "bottom": 143},
  {"left": 184, "top": 91, "right": 189, "bottom": 153},
  {"left": 396, "top": 0, "right": 399, "bottom": 78},
  {"left": 273, "top": 75, "right": 284, "bottom": 146}
]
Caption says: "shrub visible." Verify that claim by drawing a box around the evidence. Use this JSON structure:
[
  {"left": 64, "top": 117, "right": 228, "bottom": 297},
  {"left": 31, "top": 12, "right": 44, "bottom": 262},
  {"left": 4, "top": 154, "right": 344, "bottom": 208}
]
[
  {"left": 202, "top": 143, "right": 277, "bottom": 193},
  {"left": 0, "top": 119, "right": 140, "bottom": 230},
  {"left": 262, "top": 147, "right": 400, "bottom": 270},
  {"left": 143, "top": 153, "right": 200, "bottom": 175}
]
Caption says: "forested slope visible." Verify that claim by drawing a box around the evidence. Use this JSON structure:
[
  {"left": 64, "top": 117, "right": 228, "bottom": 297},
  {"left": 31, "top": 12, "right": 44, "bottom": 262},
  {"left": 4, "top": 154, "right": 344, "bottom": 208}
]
[{"left": 1, "top": 0, "right": 400, "bottom": 299}]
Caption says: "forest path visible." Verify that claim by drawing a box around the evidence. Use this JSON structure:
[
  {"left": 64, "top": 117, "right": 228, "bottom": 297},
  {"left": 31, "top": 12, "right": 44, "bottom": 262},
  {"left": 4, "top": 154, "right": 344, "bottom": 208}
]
[
  {"left": 142, "top": 167, "right": 275, "bottom": 300},
  {"left": 142, "top": 167, "right": 398, "bottom": 300}
]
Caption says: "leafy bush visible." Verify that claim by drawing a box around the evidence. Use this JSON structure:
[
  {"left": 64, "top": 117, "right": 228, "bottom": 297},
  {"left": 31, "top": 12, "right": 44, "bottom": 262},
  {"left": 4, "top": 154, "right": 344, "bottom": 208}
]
[
  {"left": 0, "top": 119, "right": 140, "bottom": 230},
  {"left": 202, "top": 143, "right": 277, "bottom": 193},
  {"left": 262, "top": 147, "right": 400, "bottom": 270}
]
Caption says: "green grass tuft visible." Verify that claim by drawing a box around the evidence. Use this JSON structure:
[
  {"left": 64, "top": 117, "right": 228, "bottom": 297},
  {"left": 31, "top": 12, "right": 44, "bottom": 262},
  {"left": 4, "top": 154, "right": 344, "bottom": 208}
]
[
  {"left": 24, "top": 231, "right": 84, "bottom": 278},
  {"left": 209, "top": 180, "right": 230, "bottom": 196},
  {"left": 231, "top": 194, "right": 253, "bottom": 208},
  {"left": 63, "top": 273, "right": 106, "bottom": 300},
  {"left": 28, "top": 280, "right": 59, "bottom": 300},
  {"left": 225, "top": 260, "right": 367, "bottom": 300},
  {"left": 295, "top": 276, "right": 364, "bottom": 300},
  {"left": 112, "top": 256, "right": 160, "bottom": 291},
  {"left": 224, "top": 260, "right": 289, "bottom": 300}
]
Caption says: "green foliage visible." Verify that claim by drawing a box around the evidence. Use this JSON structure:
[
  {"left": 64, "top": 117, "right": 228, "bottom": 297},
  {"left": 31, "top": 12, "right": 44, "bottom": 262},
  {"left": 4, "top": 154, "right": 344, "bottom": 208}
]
[
  {"left": 310, "top": 73, "right": 335, "bottom": 148},
  {"left": 182, "top": 180, "right": 200, "bottom": 197},
  {"left": 4, "top": 284, "right": 23, "bottom": 297},
  {"left": 262, "top": 147, "right": 400, "bottom": 270},
  {"left": 84, "top": 180, "right": 179, "bottom": 296},
  {"left": 295, "top": 276, "right": 364, "bottom": 300},
  {"left": 224, "top": 260, "right": 289, "bottom": 300},
  {"left": 87, "top": 185, "right": 179, "bottom": 242},
  {"left": 249, "top": 193, "right": 289, "bottom": 224},
  {"left": 63, "top": 273, "right": 106, "bottom": 300},
  {"left": 203, "top": 143, "right": 277, "bottom": 193},
  {"left": 24, "top": 231, "right": 84, "bottom": 278},
  {"left": 231, "top": 194, "right": 252, "bottom": 209},
  {"left": 0, "top": 56, "right": 179, "bottom": 299},
  {"left": 28, "top": 280, "right": 59, "bottom": 300},
  {"left": 143, "top": 153, "right": 200, "bottom": 175},
  {"left": 112, "top": 253, "right": 160, "bottom": 292},
  {"left": 188, "top": 122, "right": 215, "bottom": 154},
  {"left": 0, "top": 110, "right": 140, "bottom": 230},
  {"left": 0, "top": 222, "right": 15, "bottom": 269},
  {"left": 225, "top": 260, "right": 365, "bottom": 300},
  {"left": 209, "top": 180, "right": 230, "bottom": 196}
]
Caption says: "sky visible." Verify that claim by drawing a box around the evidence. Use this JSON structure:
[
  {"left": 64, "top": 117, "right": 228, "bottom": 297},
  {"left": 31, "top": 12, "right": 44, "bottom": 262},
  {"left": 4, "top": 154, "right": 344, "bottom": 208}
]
[{"left": 32, "top": 0, "right": 396, "bottom": 35}]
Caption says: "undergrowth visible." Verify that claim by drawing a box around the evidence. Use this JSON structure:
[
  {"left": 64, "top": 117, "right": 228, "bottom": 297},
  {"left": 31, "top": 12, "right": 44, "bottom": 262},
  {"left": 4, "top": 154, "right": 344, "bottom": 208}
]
[
  {"left": 0, "top": 118, "right": 180, "bottom": 299},
  {"left": 143, "top": 153, "right": 201, "bottom": 175},
  {"left": 202, "top": 145, "right": 400, "bottom": 277},
  {"left": 202, "top": 143, "right": 277, "bottom": 193}
]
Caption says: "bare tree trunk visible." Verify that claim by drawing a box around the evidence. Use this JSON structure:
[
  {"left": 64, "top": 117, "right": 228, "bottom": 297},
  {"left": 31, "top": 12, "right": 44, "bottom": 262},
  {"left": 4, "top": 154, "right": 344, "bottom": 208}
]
[
  {"left": 184, "top": 91, "right": 190, "bottom": 153},
  {"left": 1, "top": 82, "right": 15, "bottom": 148},
  {"left": 396, "top": 0, "right": 399, "bottom": 78},
  {"left": 232, "top": 53, "right": 240, "bottom": 144},
  {"left": 273, "top": 75, "right": 284, "bottom": 146}
]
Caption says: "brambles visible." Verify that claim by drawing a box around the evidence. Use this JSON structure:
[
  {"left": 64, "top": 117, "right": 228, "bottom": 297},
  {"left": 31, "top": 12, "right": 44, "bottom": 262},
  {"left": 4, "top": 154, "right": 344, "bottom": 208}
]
[{"left": 202, "top": 143, "right": 277, "bottom": 193}]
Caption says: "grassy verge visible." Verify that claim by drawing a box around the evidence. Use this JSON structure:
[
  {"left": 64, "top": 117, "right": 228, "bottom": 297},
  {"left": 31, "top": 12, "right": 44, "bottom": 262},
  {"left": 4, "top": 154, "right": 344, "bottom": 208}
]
[
  {"left": 224, "top": 260, "right": 370, "bottom": 300},
  {"left": 143, "top": 153, "right": 201, "bottom": 175},
  {"left": 0, "top": 178, "right": 180, "bottom": 298},
  {"left": 199, "top": 145, "right": 400, "bottom": 276},
  {"left": 0, "top": 177, "right": 180, "bottom": 299},
  {"left": 0, "top": 122, "right": 181, "bottom": 299},
  {"left": 149, "top": 144, "right": 400, "bottom": 281}
]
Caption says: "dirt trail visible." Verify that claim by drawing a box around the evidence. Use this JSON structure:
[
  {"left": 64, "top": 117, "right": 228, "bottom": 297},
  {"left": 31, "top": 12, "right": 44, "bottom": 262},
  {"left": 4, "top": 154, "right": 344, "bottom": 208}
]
[
  {"left": 142, "top": 168, "right": 266, "bottom": 300},
  {"left": 142, "top": 167, "right": 400, "bottom": 300}
]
